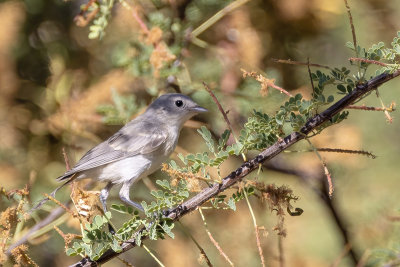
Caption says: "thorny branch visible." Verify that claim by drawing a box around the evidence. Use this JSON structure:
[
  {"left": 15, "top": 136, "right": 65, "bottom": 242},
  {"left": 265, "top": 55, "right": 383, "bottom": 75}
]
[{"left": 71, "top": 69, "right": 400, "bottom": 267}]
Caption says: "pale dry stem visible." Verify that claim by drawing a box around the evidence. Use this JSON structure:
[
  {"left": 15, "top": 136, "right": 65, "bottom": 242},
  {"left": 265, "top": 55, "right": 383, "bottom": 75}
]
[
  {"left": 241, "top": 69, "right": 292, "bottom": 97},
  {"left": 198, "top": 208, "right": 234, "bottom": 267},
  {"left": 243, "top": 189, "right": 266, "bottom": 267}
]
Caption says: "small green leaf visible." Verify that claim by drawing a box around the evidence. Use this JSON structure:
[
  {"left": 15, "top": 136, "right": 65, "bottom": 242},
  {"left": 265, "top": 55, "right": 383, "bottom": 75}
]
[
  {"left": 111, "top": 239, "right": 122, "bottom": 252},
  {"left": 66, "top": 248, "right": 77, "bottom": 256},
  {"left": 218, "top": 129, "right": 230, "bottom": 150},
  {"left": 156, "top": 179, "right": 171, "bottom": 189},
  {"left": 135, "top": 232, "right": 142, "bottom": 246},
  {"left": 104, "top": 211, "right": 112, "bottom": 219},
  {"left": 177, "top": 154, "right": 186, "bottom": 164},
  {"left": 227, "top": 197, "right": 236, "bottom": 211},
  {"left": 160, "top": 221, "right": 175, "bottom": 239},
  {"left": 197, "top": 126, "right": 215, "bottom": 153},
  {"left": 94, "top": 216, "right": 104, "bottom": 228}
]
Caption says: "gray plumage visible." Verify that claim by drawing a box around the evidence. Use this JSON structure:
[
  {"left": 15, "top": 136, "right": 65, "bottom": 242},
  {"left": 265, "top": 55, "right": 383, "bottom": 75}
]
[{"left": 33, "top": 93, "right": 207, "bottom": 212}]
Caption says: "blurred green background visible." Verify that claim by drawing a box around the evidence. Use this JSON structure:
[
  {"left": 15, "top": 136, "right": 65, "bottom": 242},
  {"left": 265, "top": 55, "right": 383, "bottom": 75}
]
[{"left": 1, "top": 0, "right": 400, "bottom": 266}]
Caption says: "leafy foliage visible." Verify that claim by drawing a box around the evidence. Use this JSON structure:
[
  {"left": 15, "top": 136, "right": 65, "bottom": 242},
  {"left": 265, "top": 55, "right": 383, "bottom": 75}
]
[
  {"left": 346, "top": 31, "right": 400, "bottom": 78},
  {"left": 66, "top": 180, "right": 185, "bottom": 260},
  {"left": 367, "top": 236, "right": 400, "bottom": 267},
  {"left": 66, "top": 212, "right": 118, "bottom": 260},
  {"left": 169, "top": 126, "right": 242, "bottom": 179},
  {"left": 87, "top": 0, "right": 115, "bottom": 39},
  {"left": 142, "top": 179, "right": 189, "bottom": 215},
  {"left": 238, "top": 91, "right": 348, "bottom": 152}
]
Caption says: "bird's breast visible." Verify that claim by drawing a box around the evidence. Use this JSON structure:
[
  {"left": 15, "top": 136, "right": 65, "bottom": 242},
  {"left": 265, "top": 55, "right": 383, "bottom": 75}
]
[{"left": 93, "top": 155, "right": 156, "bottom": 184}]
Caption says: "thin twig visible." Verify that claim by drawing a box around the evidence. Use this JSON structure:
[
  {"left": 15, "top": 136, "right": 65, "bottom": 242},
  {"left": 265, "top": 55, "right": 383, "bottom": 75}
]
[
  {"left": 203, "top": 82, "right": 237, "bottom": 140},
  {"left": 53, "top": 225, "right": 82, "bottom": 251},
  {"left": 131, "top": 7, "right": 149, "bottom": 34},
  {"left": 349, "top": 57, "right": 388, "bottom": 67},
  {"left": 375, "top": 89, "right": 393, "bottom": 123},
  {"left": 70, "top": 69, "right": 400, "bottom": 267},
  {"left": 318, "top": 148, "right": 376, "bottom": 159},
  {"left": 243, "top": 189, "right": 265, "bottom": 267},
  {"left": 305, "top": 139, "right": 334, "bottom": 197},
  {"left": 284, "top": 147, "right": 377, "bottom": 159},
  {"left": 277, "top": 234, "right": 285, "bottom": 267},
  {"left": 356, "top": 249, "right": 371, "bottom": 267},
  {"left": 44, "top": 194, "right": 78, "bottom": 220},
  {"left": 62, "top": 147, "right": 71, "bottom": 171},
  {"left": 198, "top": 209, "right": 234, "bottom": 267},
  {"left": 331, "top": 244, "right": 352, "bottom": 267},
  {"left": 323, "top": 162, "right": 334, "bottom": 198},
  {"left": 272, "top": 59, "right": 331, "bottom": 70},
  {"left": 191, "top": 0, "right": 251, "bottom": 38},
  {"left": 343, "top": 0, "right": 361, "bottom": 75},
  {"left": 177, "top": 221, "right": 213, "bottom": 267},
  {"left": 344, "top": 0, "right": 357, "bottom": 52},
  {"left": 307, "top": 58, "right": 316, "bottom": 94},
  {"left": 203, "top": 82, "right": 247, "bottom": 161},
  {"left": 346, "top": 103, "right": 396, "bottom": 112},
  {"left": 241, "top": 69, "right": 293, "bottom": 97},
  {"left": 142, "top": 244, "right": 165, "bottom": 267}
]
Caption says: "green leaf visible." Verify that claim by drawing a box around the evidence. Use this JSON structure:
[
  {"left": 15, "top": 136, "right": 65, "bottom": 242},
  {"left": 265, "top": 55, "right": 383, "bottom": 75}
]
[
  {"left": 135, "top": 232, "right": 142, "bottom": 246},
  {"left": 160, "top": 221, "right": 175, "bottom": 239},
  {"left": 177, "top": 154, "right": 186, "bottom": 164},
  {"left": 156, "top": 179, "right": 171, "bottom": 189},
  {"left": 227, "top": 197, "right": 236, "bottom": 211},
  {"left": 66, "top": 248, "right": 77, "bottom": 256},
  {"left": 94, "top": 215, "right": 104, "bottom": 228},
  {"left": 197, "top": 126, "right": 215, "bottom": 153},
  {"left": 218, "top": 129, "right": 230, "bottom": 150},
  {"left": 111, "top": 204, "right": 122, "bottom": 212},
  {"left": 104, "top": 211, "right": 112, "bottom": 219},
  {"left": 186, "top": 154, "right": 195, "bottom": 162},
  {"left": 111, "top": 239, "right": 122, "bottom": 252}
]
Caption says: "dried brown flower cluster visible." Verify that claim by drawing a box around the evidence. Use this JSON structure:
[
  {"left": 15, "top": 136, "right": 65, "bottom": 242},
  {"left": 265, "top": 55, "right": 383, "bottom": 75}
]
[
  {"left": 245, "top": 180, "right": 300, "bottom": 237},
  {"left": 161, "top": 163, "right": 212, "bottom": 192},
  {"left": 241, "top": 69, "right": 293, "bottom": 97},
  {"left": 0, "top": 186, "right": 35, "bottom": 266}
]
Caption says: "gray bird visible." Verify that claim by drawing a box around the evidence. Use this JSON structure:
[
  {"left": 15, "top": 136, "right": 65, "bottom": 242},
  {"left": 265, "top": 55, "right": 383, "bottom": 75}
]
[{"left": 35, "top": 93, "right": 207, "bottom": 213}]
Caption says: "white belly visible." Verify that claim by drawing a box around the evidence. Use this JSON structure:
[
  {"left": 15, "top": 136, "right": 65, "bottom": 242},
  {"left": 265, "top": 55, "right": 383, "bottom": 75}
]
[{"left": 77, "top": 154, "right": 167, "bottom": 185}]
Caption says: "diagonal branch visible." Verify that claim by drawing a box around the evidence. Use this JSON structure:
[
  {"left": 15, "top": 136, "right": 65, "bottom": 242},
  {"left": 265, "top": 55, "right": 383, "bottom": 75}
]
[{"left": 70, "top": 70, "right": 400, "bottom": 267}]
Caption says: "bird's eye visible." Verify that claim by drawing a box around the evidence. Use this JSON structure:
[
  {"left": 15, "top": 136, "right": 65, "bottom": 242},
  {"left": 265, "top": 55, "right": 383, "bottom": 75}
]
[{"left": 175, "top": 100, "right": 183, "bottom": 107}]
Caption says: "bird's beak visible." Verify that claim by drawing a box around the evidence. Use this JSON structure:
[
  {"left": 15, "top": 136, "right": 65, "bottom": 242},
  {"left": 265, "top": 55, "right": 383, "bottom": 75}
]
[{"left": 190, "top": 105, "right": 208, "bottom": 113}]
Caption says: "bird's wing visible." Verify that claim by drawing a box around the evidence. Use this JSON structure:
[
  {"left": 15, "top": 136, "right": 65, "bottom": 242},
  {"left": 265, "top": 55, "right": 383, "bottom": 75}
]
[
  {"left": 107, "top": 120, "right": 168, "bottom": 154},
  {"left": 57, "top": 121, "right": 168, "bottom": 180}
]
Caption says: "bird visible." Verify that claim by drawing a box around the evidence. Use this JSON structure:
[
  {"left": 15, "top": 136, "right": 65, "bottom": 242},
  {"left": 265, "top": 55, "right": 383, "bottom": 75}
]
[{"left": 34, "top": 93, "right": 207, "bottom": 213}]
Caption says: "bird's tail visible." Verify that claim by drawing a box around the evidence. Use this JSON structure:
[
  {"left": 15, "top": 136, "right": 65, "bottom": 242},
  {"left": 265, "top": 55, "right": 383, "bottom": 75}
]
[{"left": 29, "top": 179, "right": 72, "bottom": 213}]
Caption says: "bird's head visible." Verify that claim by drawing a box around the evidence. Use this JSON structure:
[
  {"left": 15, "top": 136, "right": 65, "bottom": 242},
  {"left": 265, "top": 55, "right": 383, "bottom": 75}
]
[{"left": 146, "top": 93, "right": 208, "bottom": 127}]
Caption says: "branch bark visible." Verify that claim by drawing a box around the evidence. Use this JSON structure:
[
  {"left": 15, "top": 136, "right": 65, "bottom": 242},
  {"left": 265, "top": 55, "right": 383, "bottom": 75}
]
[{"left": 70, "top": 70, "right": 400, "bottom": 267}]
